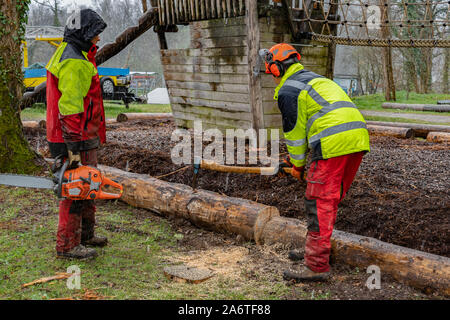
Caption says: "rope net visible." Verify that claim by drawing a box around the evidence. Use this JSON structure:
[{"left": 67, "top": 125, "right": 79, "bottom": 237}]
[{"left": 288, "top": 0, "right": 450, "bottom": 47}]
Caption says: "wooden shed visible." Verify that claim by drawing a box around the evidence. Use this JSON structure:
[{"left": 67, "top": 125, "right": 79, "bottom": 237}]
[{"left": 153, "top": 0, "right": 337, "bottom": 132}]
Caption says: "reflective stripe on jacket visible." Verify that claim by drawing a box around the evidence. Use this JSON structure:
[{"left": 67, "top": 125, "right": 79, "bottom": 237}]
[
  {"left": 274, "top": 63, "right": 370, "bottom": 167},
  {"left": 46, "top": 41, "right": 106, "bottom": 152}
]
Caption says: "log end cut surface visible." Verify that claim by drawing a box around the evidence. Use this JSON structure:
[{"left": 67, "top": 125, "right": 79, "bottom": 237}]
[{"left": 163, "top": 265, "right": 215, "bottom": 284}]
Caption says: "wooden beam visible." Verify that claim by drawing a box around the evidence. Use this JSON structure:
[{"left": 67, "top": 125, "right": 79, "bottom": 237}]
[
  {"left": 382, "top": 103, "right": 450, "bottom": 113},
  {"left": 366, "top": 121, "right": 450, "bottom": 138},
  {"left": 367, "top": 124, "right": 414, "bottom": 139},
  {"left": 116, "top": 113, "right": 173, "bottom": 122},
  {"left": 246, "top": 0, "right": 264, "bottom": 131}
]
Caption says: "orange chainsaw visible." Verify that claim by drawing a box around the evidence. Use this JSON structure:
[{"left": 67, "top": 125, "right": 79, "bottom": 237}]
[{"left": 0, "top": 160, "right": 123, "bottom": 200}]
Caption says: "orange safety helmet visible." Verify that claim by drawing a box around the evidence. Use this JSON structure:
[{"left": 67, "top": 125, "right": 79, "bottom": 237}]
[{"left": 263, "top": 43, "right": 301, "bottom": 78}]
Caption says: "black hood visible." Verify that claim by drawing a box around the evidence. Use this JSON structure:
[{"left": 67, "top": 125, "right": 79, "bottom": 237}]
[{"left": 63, "top": 9, "right": 107, "bottom": 52}]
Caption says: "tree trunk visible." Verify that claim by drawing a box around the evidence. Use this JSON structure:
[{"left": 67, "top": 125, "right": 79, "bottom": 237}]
[
  {"left": 380, "top": 0, "right": 395, "bottom": 101},
  {"left": 444, "top": 49, "right": 449, "bottom": 94},
  {"left": 0, "top": 0, "right": 40, "bottom": 174}
]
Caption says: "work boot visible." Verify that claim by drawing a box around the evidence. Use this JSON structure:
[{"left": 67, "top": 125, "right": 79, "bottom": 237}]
[
  {"left": 288, "top": 250, "right": 304, "bottom": 261},
  {"left": 283, "top": 266, "right": 330, "bottom": 283},
  {"left": 57, "top": 245, "right": 98, "bottom": 260},
  {"left": 82, "top": 235, "right": 108, "bottom": 247}
]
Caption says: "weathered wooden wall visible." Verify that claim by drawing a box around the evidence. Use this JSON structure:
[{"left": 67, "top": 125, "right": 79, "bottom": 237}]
[
  {"left": 161, "top": 7, "right": 330, "bottom": 131},
  {"left": 162, "top": 17, "right": 253, "bottom": 130}
]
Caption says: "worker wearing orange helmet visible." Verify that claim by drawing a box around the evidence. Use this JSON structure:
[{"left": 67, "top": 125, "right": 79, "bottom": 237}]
[{"left": 260, "top": 43, "right": 370, "bottom": 282}]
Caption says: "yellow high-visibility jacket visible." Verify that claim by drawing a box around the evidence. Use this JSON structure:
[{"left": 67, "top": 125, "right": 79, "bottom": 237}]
[{"left": 274, "top": 63, "right": 370, "bottom": 167}]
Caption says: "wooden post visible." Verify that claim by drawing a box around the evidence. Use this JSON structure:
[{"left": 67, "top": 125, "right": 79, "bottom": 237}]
[
  {"left": 325, "top": 0, "right": 339, "bottom": 79},
  {"left": 246, "top": 0, "right": 264, "bottom": 132},
  {"left": 141, "top": 0, "right": 148, "bottom": 12}
]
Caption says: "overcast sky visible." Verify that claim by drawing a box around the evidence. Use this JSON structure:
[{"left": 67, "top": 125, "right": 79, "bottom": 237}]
[{"left": 60, "top": 0, "right": 95, "bottom": 10}]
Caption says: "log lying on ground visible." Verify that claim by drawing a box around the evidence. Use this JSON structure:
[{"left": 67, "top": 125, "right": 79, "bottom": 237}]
[
  {"left": 366, "top": 121, "right": 450, "bottom": 138},
  {"left": 19, "top": 8, "right": 159, "bottom": 110},
  {"left": 367, "top": 124, "right": 414, "bottom": 139},
  {"left": 382, "top": 102, "right": 450, "bottom": 113},
  {"left": 99, "top": 165, "right": 450, "bottom": 296},
  {"left": 116, "top": 112, "right": 173, "bottom": 122},
  {"left": 22, "top": 120, "right": 46, "bottom": 129},
  {"left": 427, "top": 131, "right": 450, "bottom": 143}
]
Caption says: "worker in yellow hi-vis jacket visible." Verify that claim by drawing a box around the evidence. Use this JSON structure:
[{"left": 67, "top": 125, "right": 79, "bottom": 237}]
[{"left": 260, "top": 43, "right": 370, "bottom": 282}]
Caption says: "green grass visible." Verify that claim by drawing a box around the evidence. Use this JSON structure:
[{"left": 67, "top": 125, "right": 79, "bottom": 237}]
[
  {"left": 20, "top": 102, "right": 172, "bottom": 121},
  {"left": 0, "top": 186, "right": 292, "bottom": 300},
  {"left": 352, "top": 91, "right": 450, "bottom": 116}
]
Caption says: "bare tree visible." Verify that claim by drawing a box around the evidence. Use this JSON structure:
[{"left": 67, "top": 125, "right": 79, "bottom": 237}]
[{"left": 32, "top": 0, "right": 62, "bottom": 26}]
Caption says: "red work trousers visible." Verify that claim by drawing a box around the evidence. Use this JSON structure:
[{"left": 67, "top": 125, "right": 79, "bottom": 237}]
[
  {"left": 304, "top": 151, "right": 364, "bottom": 273},
  {"left": 56, "top": 149, "right": 98, "bottom": 253}
]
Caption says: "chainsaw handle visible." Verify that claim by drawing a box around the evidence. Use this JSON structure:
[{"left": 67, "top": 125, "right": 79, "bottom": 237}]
[{"left": 97, "top": 177, "right": 123, "bottom": 200}]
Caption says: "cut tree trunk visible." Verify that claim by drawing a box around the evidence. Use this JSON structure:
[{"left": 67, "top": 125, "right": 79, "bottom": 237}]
[
  {"left": 367, "top": 125, "right": 414, "bottom": 139},
  {"left": 22, "top": 120, "right": 46, "bottom": 129},
  {"left": 366, "top": 121, "right": 450, "bottom": 138},
  {"left": 98, "top": 165, "right": 450, "bottom": 297},
  {"left": 426, "top": 132, "right": 450, "bottom": 143},
  {"left": 116, "top": 112, "right": 173, "bottom": 122},
  {"left": 382, "top": 103, "right": 450, "bottom": 113}
]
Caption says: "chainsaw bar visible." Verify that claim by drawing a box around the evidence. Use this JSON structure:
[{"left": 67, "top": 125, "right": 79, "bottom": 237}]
[{"left": 0, "top": 174, "right": 56, "bottom": 190}]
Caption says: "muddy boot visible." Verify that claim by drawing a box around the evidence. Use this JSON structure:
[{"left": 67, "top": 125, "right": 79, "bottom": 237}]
[
  {"left": 283, "top": 266, "right": 330, "bottom": 283},
  {"left": 57, "top": 244, "right": 98, "bottom": 260},
  {"left": 288, "top": 250, "right": 304, "bottom": 261},
  {"left": 82, "top": 235, "right": 108, "bottom": 247}
]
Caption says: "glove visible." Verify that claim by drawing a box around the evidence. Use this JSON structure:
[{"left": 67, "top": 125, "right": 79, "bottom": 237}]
[
  {"left": 277, "top": 157, "right": 293, "bottom": 177},
  {"left": 67, "top": 150, "right": 81, "bottom": 168},
  {"left": 290, "top": 165, "right": 305, "bottom": 182}
]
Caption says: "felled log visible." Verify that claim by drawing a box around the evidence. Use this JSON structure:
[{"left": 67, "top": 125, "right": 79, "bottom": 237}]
[
  {"left": 116, "top": 112, "right": 173, "bottom": 122},
  {"left": 366, "top": 121, "right": 450, "bottom": 138},
  {"left": 22, "top": 120, "right": 46, "bottom": 129},
  {"left": 19, "top": 8, "right": 159, "bottom": 110},
  {"left": 382, "top": 102, "right": 450, "bottom": 113},
  {"left": 98, "top": 165, "right": 450, "bottom": 296},
  {"left": 367, "top": 124, "right": 414, "bottom": 139},
  {"left": 427, "top": 131, "right": 450, "bottom": 143},
  {"left": 98, "top": 165, "right": 279, "bottom": 240}
]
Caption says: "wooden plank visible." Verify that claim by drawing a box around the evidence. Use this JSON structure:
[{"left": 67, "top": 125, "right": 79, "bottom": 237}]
[
  {"left": 246, "top": 0, "right": 264, "bottom": 131},
  {"left": 264, "top": 114, "right": 282, "bottom": 128},
  {"left": 192, "top": 15, "right": 245, "bottom": 28},
  {"left": 171, "top": 104, "right": 253, "bottom": 121},
  {"left": 189, "top": 0, "right": 195, "bottom": 20},
  {"left": 168, "top": 88, "right": 249, "bottom": 103},
  {"left": 192, "top": 36, "right": 246, "bottom": 48},
  {"left": 210, "top": 0, "right": 216, "bottom": 18},
  {"left": 164, "top": 72, "right": 249, "bottom": 84},
  {"left": 226, "top": 0, "right": 232, "bottom": 17},
  {"left": 164, "top": 72, "right": 248, "bottom": 84},
  {"left": 239, "top": 0, "right": 244, "bottom": 15},
  {"left": 161, "top": 47, "right": 247, "bottom": 57},
  {"left": 216, "top": 0, "right": 222, "bottom": 18},
  {"left": 201, "top": 0, "right": 206, "bottom": 19},
  {"left": 163, "top": 64, "right": 248, "bottom": 75},
  {"left": 161, "top": 55, "right": 247, "bottom": 65},
  {"left": 173, "top": 110, "right": 252, "bottom": 128},
  {"left": 166, "top": 80, "right": 248, "bottom": 93},
  {"left": 263, "top": 101, "right": 279, "bottom": 115},
  {"left": 222, "top": 0, "right": 227, "bottom": 18},
  {"left": 175, "top": 118, "right": 250, "bottom": 131},
  {"left": 191, "top": 24, "right": 247, "bottom": 39},
  {"left": 194, "top": 0, "right": 199, "bottom": 20},
  {"left": 171, "top": 96, "right": 251, "bottom": 112}
]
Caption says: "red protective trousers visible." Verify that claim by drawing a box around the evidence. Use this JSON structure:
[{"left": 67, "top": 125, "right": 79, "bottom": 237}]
[
  {"left": 304, "top": 151, "right": 364, "bottom": 273},
  {"left": 56, "top": 149, "right": 98, "bottom": 253}
]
